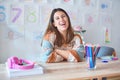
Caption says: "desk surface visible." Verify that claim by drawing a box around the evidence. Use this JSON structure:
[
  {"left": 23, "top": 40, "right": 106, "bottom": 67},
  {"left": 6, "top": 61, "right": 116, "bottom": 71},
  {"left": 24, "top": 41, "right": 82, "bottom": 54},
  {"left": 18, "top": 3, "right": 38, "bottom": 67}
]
[{"left": 0, "top": 60, "right": 120, "bottom": 80}]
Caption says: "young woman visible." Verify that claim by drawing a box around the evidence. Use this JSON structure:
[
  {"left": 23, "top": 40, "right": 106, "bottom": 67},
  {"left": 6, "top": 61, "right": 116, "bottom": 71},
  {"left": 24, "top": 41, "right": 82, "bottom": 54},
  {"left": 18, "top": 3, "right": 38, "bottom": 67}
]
[{"left": 40, "top": 8, "right": 85, "bottom": 63}]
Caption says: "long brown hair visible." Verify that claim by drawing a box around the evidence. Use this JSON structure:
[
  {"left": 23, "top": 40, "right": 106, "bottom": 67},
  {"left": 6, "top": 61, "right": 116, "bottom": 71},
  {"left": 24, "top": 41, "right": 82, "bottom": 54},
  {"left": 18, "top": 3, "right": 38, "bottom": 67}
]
[{"left": 43, "top": 8, "right": 74, "bottom": 47}]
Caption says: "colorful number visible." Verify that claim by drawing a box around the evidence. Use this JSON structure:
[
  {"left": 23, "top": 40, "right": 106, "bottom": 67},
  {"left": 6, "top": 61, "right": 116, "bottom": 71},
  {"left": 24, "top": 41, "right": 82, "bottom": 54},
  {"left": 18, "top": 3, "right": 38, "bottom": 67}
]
[
  {"left": 26, "top": 11, "right": 36, "bottom": 22},
  {"left": 64, "top": 0, "right": 70, "bottom": 2},
  {"left": 0, "top": 6, "right": 6, "bottom": 22},
  {"left": 12, "top": 7, "right": 22, "bottom": 23},
  {"left": 26, "top": 7, "right": 37, "bottom": 23}
]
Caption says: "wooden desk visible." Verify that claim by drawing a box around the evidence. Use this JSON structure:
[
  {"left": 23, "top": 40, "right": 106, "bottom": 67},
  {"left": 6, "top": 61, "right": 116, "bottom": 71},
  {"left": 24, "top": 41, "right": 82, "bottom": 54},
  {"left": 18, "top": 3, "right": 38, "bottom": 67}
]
[{"left": 0, "top": 60, "right": 120, "bottom": 80}]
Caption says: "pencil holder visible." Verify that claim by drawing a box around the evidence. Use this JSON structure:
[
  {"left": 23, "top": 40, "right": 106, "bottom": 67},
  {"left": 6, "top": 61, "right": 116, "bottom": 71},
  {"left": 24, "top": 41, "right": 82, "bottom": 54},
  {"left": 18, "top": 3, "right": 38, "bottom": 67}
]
[
  {"left": 85, "top": 44, "right": 100, "bottom": 70},
  {"left": 86, "top": 55, "right": 96, "bottom": 70}
]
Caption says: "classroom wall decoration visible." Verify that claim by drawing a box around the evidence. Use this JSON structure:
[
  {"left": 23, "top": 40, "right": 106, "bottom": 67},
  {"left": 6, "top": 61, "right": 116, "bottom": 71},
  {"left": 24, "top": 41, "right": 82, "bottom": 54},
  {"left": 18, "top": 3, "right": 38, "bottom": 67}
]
[
  {"left": 0, "top": 5, "right": 6, "bottom": 23},
  {"left": 5, "top": 25, "right": 25, "bottom": 40},
  {"left": 63, "top": 0, "right": 74, "bottom": 5},
  {"left": 65, "top": 7, "right": 79, "bottom": 27},
  {"left": 40, "top": 4, "right": 54, "bottom": 26},
  {"left": 84, "top": 13, "right": 97, "bottom": 26},
  {"left": 98, "top": 0, "right": 112, "bottom": 44},
  {"left": 24, "top": 5, "right": 39, "bottom": 25},
  {"left": 10, "top": 5, "right": 24, "bottom": 25},
  {"left": 99, "top": 14, "right": 112, "bottom": 27},
  {"left": 20, "top": 0, "right": 34, "bottom": 3},
  {"left": 81, "top": 0, "right": 96, "bottom": 8},
  {"left": 0, "top": 0, "right": 115, "bottom": 63},
  {"left": 104, "top": 27, "right": 111, "bottom": 43},
  {"left": 99, "top": 0, "right": 112, "bottom": 12}
]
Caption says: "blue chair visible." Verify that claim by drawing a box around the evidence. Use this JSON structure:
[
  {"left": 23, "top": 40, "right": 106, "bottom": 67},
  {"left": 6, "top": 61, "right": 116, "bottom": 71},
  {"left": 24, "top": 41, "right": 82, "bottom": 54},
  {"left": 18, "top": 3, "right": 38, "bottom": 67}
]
[{"left": 97, "top": 46, "right": 116, "bottom": 57}]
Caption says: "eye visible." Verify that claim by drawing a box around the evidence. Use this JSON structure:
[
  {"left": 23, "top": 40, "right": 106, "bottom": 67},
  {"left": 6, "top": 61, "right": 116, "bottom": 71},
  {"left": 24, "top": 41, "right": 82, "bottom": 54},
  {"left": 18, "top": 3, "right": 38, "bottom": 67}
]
[
  {"left": 61, "top": 15, "right": 66, "bottom": 18},
  {"left": 55, "top": 17, "right": 59, "bottom": 20}
]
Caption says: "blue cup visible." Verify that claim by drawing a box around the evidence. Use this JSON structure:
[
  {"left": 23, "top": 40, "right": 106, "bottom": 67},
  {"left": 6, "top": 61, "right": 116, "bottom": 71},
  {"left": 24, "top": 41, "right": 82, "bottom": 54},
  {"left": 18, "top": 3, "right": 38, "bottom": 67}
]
[
  {"left": 86, "top": 56, "right": 96, "bottom": 70},
  {"left": 86, "top": 46, "right": 96, "bottom": 70}
]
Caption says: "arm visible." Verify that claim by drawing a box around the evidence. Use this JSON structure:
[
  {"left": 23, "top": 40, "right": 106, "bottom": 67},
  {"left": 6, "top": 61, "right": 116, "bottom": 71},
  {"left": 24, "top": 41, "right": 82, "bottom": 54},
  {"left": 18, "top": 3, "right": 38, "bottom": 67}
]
[
  {"left": 55, "top": 49, "right": 69, "bottom": 60},
  {"left": 40, "top": 33, "right": 64, "bottom": 63},
  {"left": 55, "top": 49, "right": 79, "bottom": 62},
  {"left": 55, "top": 34, "right": 85, "bottom": 62},
  {"left": 72, "top": 35, "right": 85, "bottom": 60},
  {"left": 41, "top": 40, "right": 53, "bottom": 62}
]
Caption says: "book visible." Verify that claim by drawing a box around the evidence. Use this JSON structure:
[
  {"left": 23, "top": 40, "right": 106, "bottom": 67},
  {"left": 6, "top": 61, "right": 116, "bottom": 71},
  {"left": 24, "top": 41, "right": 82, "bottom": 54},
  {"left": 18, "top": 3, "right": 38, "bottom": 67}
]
[{"left": 6, "top": 63, "right": 44, "bottom": 77}]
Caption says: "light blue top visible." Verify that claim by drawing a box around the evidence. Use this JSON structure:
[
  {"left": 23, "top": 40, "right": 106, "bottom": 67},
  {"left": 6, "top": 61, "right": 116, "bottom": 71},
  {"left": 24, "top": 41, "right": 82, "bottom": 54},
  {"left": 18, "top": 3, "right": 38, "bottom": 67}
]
[{"left": 40, "top": 33, "right": 85, "bottom": 63}]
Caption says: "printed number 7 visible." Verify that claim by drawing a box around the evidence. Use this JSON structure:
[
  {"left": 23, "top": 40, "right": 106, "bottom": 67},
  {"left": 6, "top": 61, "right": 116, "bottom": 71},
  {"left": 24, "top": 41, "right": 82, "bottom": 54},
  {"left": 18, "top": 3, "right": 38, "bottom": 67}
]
[{"left": 12, "top": 7, "right": 22, "bottom": 23}]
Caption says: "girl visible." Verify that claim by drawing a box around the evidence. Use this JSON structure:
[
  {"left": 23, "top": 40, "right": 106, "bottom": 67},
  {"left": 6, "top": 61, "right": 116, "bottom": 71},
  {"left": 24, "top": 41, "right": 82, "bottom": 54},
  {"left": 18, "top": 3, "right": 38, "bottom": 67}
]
[{"left": 40, "top": 8, "right": 84, "bottom": 63}]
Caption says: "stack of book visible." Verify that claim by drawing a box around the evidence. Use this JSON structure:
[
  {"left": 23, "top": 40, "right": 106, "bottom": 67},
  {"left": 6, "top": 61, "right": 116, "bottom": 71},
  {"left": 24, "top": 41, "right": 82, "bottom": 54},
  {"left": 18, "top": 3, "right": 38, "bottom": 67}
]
[{"left": 6, "top": 63, "right": 44, "bottom": 77}]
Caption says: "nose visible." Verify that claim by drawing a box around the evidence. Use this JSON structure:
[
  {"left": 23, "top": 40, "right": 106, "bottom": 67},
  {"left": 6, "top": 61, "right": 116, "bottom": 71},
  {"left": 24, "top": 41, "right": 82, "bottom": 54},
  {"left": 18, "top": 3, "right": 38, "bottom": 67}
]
[{"left": 59, "top": 17, "right": 64, "bottom": 21}]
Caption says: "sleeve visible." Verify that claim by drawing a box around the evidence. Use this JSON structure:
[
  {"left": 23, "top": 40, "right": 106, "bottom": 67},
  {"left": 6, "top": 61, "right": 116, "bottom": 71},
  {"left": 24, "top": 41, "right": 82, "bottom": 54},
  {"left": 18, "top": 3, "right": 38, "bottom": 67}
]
[
  {"left": 40, "top": 33, "right": 64, "bottom": 63},
  {"left": 40, "top": 40, "right": 53, "bottom": 62},
  {"left": 68, "top": 35, "right": 85, "bottom": 62}
]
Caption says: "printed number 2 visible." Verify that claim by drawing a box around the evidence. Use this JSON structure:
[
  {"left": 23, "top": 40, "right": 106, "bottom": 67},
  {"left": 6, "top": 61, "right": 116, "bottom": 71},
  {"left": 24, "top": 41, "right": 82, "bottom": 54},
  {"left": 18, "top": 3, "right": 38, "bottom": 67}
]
[
  {"left": 12, "top": 7, "right": 22, "bottom": 23},
  {"left": 0, "top": 6, "right": 6, "bottom": 22}
]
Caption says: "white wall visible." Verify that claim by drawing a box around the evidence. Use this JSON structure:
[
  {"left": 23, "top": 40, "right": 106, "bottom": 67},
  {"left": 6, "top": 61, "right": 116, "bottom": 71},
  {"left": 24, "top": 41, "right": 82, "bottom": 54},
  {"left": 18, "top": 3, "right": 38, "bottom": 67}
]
[
  {"left": 0, "top": 0, "right": 120, "bottom": 63},
  {"left": 111, "top": 0, "right": 120, "bottom": 57}
]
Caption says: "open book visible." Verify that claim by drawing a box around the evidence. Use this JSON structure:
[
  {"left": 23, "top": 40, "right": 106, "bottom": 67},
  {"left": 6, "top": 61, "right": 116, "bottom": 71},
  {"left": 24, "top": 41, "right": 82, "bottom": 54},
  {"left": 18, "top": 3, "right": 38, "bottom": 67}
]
[{"left": 6, "top": 63, "right": 44, "bottom": 77}]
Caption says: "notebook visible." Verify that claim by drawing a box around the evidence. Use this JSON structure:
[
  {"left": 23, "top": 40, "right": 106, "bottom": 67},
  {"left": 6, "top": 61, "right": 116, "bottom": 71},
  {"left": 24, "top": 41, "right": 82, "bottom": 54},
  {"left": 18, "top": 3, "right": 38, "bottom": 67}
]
[{"left": 6, "top": 63, "right": 44, "bottom": 77}]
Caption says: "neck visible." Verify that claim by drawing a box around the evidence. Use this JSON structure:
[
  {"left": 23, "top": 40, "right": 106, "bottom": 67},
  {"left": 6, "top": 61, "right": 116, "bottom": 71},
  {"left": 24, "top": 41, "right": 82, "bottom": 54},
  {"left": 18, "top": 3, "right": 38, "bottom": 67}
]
[{"left": 60, "top": 31, "right": 67, "bottom": 43}]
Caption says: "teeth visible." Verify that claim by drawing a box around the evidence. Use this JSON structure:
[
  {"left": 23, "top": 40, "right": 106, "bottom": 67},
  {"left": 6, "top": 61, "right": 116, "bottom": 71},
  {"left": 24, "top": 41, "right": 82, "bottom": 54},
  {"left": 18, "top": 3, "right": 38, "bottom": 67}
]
[
  {"left": 60, "top": 22, "right": 65, "bottom": 25},
  {"left": 60, "top": 24, "right": 64, "bottom": 25},
  {"left": 59, "top": 22, "right": 65, "bottom": 26}
]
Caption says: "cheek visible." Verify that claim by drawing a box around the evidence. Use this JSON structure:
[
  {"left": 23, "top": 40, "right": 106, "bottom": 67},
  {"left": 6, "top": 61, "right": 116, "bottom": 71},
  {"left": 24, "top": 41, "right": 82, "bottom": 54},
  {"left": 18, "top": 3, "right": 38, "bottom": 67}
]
[
  {"left": 66, "top": 21, "right": 69, "bottom": 27},
  {"left": 54, "top": 21, "right": 59, "bottom": 27},
  {"left": 65, "top": 18, "right": 69, "bottom": 25}
]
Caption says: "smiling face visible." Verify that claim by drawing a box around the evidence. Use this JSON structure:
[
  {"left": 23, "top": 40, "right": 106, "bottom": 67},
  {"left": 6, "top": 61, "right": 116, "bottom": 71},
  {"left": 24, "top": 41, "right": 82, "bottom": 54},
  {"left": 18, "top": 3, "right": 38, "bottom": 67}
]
[{"left": 53, "top": 11, "right": 69, "bottom": 34}]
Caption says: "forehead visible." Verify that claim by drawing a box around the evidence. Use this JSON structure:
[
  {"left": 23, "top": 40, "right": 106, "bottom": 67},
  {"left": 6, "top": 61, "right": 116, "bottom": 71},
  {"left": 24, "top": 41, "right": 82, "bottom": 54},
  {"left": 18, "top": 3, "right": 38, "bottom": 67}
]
[{"left": 54, "top": 11, "right": 66, "bottom": 17}]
